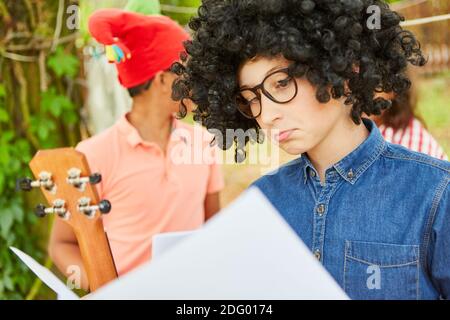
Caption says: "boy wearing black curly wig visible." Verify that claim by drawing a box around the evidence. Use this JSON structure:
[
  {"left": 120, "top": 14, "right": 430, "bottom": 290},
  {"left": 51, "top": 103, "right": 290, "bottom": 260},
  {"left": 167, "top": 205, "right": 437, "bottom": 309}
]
[{"left": 172, "top": 0, "right": 450, "bottom": 299}]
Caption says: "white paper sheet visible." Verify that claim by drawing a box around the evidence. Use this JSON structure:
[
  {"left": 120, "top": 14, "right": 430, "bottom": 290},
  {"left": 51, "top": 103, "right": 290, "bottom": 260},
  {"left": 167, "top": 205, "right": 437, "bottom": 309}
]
[
  {"left": 9, "top": 247, "right": 79, "bottom": 300},
  {"left": 91, "top": 187, "right": 349, "bottom": 300},
  {"left": 152, "top": 231, "right": 197, "bottom": 259}
]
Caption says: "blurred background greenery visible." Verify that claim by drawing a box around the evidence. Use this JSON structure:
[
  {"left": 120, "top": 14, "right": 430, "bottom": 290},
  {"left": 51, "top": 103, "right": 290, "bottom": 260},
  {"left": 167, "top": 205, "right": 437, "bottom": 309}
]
[{"left": 0, "top": 0, "right": 448, "bottom": 300}]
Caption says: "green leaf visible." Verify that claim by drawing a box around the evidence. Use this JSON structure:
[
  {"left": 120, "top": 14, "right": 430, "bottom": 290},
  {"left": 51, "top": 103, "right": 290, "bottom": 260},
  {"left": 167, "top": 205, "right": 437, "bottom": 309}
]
[
  {"left": 37, "top": 125, "right": 49, "bottom": 140},
  {"left": 0, "top": 146, "right": 10, "bottom": 166},
  {"left": 63, "top": 110, "right": 78, "bottom": 125},
  {"left": 10, "top": 203, "right": 24, "bottom": 224},
  {"left": 3, "top": 275, "right": 14, "bottom": 291},
  {"left": 14, "top": 139, "right": 32, "bottom": 163},
  {"left": 1, "top": 131, "right": 14, "bottom": 144},
  {"left": 47, "top": 47, "right": 80, "bottom": 78},
  {"left": 5, "top": 231, "right": 16, "bottom": 246},
  {"left": 0, "top": 210, "right": 14, "bottom": 239},
  {"left": 41, "top": 88, "right": 74, "bottom": 118},
  {"left": 8, "top": 158, "right": 21, "bottom": 175},
  {"left": 0, "top": 84, "right": 5, "bottom": 98},
  {"left": 0, "top": 109, "right": 9, "bottom": 122}
]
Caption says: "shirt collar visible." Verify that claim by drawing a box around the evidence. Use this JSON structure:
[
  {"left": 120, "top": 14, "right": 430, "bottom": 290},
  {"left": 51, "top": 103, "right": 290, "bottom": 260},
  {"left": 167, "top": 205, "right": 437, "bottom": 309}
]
[
  {"left": 301, "top": 118, "right": 386, "bottom": 185},
  {"left": 117, "top": 113, "right": 185, "bottom": 148}
]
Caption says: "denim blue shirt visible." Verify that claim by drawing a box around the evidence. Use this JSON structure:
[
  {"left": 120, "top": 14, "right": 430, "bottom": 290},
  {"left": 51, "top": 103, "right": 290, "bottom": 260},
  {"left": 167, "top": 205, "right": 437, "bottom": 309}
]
[{"left": 252, "top": 118, "right": 450, "bottom": 300}]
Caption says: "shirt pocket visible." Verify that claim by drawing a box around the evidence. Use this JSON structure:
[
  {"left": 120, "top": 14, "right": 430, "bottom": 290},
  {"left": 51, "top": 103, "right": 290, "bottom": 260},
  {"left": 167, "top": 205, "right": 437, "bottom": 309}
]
[{"left": 343, "top": 240, "right": 419, "bottom": 300}]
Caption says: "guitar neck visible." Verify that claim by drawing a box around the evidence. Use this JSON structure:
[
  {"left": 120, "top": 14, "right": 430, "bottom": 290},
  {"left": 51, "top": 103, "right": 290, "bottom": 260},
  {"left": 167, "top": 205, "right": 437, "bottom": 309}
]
[{"left": 74, "top": 219, "right": 117, "bottom": 291}]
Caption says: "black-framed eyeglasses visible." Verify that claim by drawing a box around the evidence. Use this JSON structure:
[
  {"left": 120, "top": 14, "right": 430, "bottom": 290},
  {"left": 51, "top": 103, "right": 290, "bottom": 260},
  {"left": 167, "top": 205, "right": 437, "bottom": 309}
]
[{"left": 236, "top": 68, "right": 298, "bottom": 119}]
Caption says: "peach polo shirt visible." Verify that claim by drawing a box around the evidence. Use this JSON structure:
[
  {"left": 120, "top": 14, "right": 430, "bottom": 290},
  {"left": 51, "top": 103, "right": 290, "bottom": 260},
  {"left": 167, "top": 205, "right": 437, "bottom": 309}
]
[{"left": 76, "top": 114, "right": 224, "bottom": 276}]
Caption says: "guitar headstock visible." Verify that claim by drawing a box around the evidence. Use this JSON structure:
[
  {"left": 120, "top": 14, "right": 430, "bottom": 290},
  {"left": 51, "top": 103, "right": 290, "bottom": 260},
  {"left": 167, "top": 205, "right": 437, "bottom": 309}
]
[{"left": 18, "top": 148, "right": 111, "bottom": 232}]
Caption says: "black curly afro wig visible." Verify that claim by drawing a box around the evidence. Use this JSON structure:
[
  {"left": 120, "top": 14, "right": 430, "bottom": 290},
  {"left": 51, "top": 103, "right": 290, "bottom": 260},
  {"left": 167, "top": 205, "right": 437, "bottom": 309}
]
[{"left": 171, "top": 0, "right": 426, "bottom": 161}]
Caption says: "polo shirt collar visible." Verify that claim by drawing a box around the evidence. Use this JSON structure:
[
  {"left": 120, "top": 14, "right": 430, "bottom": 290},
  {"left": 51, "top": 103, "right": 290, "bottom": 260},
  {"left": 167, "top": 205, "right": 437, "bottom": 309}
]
[{"left": 117, "top": 113, "right": 185, "bottom": 148}]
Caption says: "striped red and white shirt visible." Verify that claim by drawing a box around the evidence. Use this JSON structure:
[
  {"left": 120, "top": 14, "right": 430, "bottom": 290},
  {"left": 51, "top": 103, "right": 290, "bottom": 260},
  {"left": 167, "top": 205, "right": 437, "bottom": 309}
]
[{"left": 379, "top": 118, "right": 448, "bottom": 161}]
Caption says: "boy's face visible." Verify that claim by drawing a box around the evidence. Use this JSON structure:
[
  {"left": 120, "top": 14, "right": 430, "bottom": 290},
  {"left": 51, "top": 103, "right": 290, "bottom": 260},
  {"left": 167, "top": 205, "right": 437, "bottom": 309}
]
[{"left": 238, "top": 55, "right": 349, "bottom": 155}]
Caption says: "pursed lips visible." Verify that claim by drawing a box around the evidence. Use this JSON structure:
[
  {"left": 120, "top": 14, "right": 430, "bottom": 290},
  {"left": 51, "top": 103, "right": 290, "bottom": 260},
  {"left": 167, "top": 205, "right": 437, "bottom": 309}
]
[{"left": 273, "top": 129, "right": 296, "bottom": 143}]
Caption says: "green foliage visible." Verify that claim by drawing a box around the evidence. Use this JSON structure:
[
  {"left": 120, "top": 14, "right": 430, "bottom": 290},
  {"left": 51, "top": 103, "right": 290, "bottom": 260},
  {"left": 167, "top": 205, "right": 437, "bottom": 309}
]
[
  {"left": 417, "top": 76, "right": 450, "bottom": 155},
  {"left": 47, "top": 47, "right": 80, "bottom": 79},
  {"left": 160, "top": 0, "right": 200, "bottom": 25},
  {"left": 42, "top": 88, "right": 71, "bottom": 117},
  {"left": 0, "top": 42, "right": 81, "bottom": 299},
  {"left": 125, "top": 0, "right": 161, "bottom": 15},
  {"left": 0, "top": 81, "right": 41, "bottom": 299}
]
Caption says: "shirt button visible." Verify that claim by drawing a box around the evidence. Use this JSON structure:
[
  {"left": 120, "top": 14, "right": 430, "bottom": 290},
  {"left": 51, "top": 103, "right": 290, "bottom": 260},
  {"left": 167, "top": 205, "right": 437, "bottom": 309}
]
[
  {"left": 316, "top": 204, "right": 325, "bottom": 216},
  {"left": 310, "top": 169, "right": 316, "bottom": 178},
  {"left": 347, "top": 169, "right": 354, "bottom": 179},
  {"left": 314, "top": 250, "right": 321, "bottom": 261}
]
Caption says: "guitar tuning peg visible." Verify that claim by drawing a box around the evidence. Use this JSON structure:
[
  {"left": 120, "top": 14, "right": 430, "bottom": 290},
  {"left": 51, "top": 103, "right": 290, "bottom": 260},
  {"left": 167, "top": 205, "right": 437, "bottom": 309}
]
[
  {"left": 98, "top": 200, "right": 112, "bottom": 214},
  {"left": 89, "top": 173, "right": 102, "bottom": 185},
  {"left": 16, "top": 178, "right": 33, "bottom": 192},
  {"left": 77, "top": 197, "right": 112, "bottom": 218},
  {"left": 67, "top": 168, "right": 102, "bottom": 190},
  {"left": 17, "top": 172, "right": 55, "bottom": 193},
  {"left": 35, "top": 204, "right": 48, "bottom": 218},
  {"left": 34, "top": 200, "right": 68, "bottom": 219}
]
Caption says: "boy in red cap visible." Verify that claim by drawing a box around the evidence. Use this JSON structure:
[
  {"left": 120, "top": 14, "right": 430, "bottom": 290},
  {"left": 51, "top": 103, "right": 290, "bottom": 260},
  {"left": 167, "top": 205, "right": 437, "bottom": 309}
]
[{"left": 48, "top": 9, "right": 224, "bottom": 291}]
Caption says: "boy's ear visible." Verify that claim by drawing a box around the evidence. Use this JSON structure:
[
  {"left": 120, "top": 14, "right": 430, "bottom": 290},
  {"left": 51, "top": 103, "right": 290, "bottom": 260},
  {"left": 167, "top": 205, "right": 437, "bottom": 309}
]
[
  {"left": 153, "top": 71, "right": 164, "bottom": 86},
  {"left": 154, "top": 71, "right": 173, "bottom": 93}
]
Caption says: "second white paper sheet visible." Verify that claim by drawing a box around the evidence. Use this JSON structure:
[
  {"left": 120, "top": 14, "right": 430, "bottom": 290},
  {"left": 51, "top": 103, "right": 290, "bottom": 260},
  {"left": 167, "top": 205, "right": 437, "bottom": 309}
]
[
  {"left": 152, "top": 230, "right": 197, "bottom": 260},
  {"left": 91, "top": 187, "right": 349, "bottom": 300}
]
